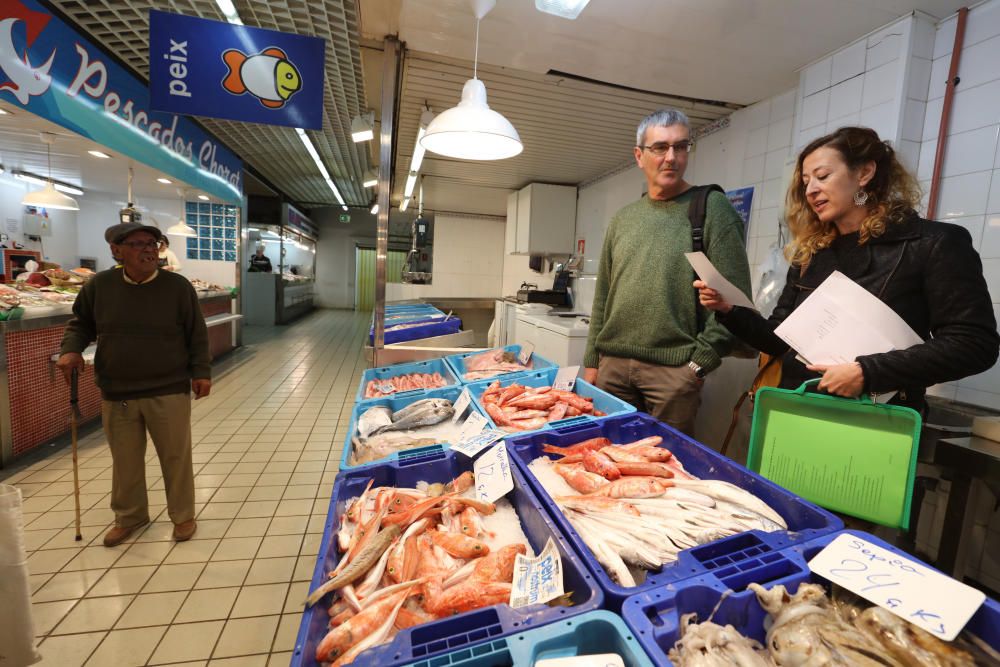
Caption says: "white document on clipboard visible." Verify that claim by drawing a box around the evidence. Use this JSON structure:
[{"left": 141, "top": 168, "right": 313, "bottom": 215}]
[
  {"left": 774, "top": 272, "right": 922, "bottom": 400},
  {"left": 685, "top": 252, "right": 755, "bottom": 310}
]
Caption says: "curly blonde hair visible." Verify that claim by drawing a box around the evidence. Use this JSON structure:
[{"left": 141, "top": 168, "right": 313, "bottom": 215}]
[{"left": 785, "top": 127, "right": 922, "bottom": 267}]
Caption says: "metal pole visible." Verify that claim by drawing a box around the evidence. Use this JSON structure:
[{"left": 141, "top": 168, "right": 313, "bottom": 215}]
[
  {"left": 927, "top": 7, "right": 968, "bottom": 221},
  {"left": 374, "top": 36, "right": 401, "bottom": 366}
]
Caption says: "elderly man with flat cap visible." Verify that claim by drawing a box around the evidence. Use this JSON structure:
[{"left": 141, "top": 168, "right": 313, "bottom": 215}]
[{"left": 57, "top": 222, "right": 211, "bottom": 546}]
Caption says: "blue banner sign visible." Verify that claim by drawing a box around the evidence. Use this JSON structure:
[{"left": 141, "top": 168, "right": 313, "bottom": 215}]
[
  {"left": 726, "top": 186, "right": 754, "bottom": 230},
  {"left": 149, "top": 10, "right": 325, "bottom": 131},
  {"left": 0, "top": 0, "right": 243, "bottom": 201}
]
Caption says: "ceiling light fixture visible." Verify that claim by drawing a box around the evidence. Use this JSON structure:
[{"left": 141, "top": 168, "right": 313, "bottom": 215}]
[
  {"left": 214, "top": 0, "right": 244, "bottom": 25},
  {"left": 362, "top": 168, "right": 377, "bottom": 188},
  {"left": 412, "top": 107, "right": 435, "bottom": 172},
  {"left": 350, "top": 112, "right": 375, "bottom": 142},
  {"left": 14, "top": 171, "right": 85, "bottom": 196},
  {"left": 21, "top": 133, "right": 80, "bottom": 210},
  {"left": 370, "top": 203, "right": 379, "bottom": 215},
  {"left": 535, "top": 0, "right": 590, "bottom": 19},
  {"left": 421, "top": 0, "right": 522, "bottom": 161},
  {"left": 404, "top": 172, "right": 417, "bottom": 198},
  {"left": 399, "top": 197, "right": 410, "bottom": 212},
  {"left": 295, "top": 127, "right": 348, "bottom": 207},
  {"left": 197, "top": 194, "right": 210, "bottom": 201},
  {"left": 157, "top": 177, "right": 172, "bottom": 184},
  {"left": 167, "top": 188, "right": 197, "bottom": 237},
  {"left": 0, "top": 108, "right": 9, "bottom": 115},
  {"left": 88, "top": 150, "right": 111, "bottom": 159}
]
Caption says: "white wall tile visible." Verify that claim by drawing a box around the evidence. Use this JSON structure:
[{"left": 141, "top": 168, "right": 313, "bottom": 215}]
[
  {"left": 800, "top": 90, "right": 829, "bottom": 130},
  {"left": 989, "top": 170, "right": 1000, "bottom": 213},
  {"left": 867, "top": 22, "right": 905, "bottom": 69},
  {"left": 960, "top": 354, "right": 1000, "bottom": 393},
  {"left": 770, "top": 89, "right": 797, "bottom": 122},
  {"left": 956, "top": 35, "right": 1000, "bottom": 94},
  {"left": 922, "top": 95, "right": 944, "bottom": 141},
  {"left": 742, "top": 155, "right": 765, "bottom": 185},
  {"left": 764, "top": 148, "right": 788, "bottom": 181},
  {"left": 900, "top": 100, "right": 926, "bottom": 142},
  {"left": 917, "top": 138, "right": 936, "bottom": 181},
  {"left": 766, "top": 117, "right": 793, "bottom": 152},
  {"left": 796, "top": 125, "right": 830, "bottom": 152},
  {"left": 832, "top": 40, "right": 867, "bottom": 84},
  {"left": 859, "top": 100, "right": 898, "bottom": 142},
  {"left": 825, "top": 112, "right": 861, "bottom": 134},
  {"left": 744, "top": 100, "right": 771, "bottom": 131},
  {"left": 907, "top": 57, "right": 933, "bottom": 100},
  {"left": 760, "top": 177, "right": 784, "bottom": 209},
  {"left": 926, "top": 383, "right": 958, "bottom": 400},
  {"left": 950, "top": 79, "right": 1000, "bottom": 135},
  {"left": 996, "top": 139, "right": 1000, "bottom": 169},
  {"left": 862, "top": 60, "right": 900, "bottom": 109},
  {"left": 934, "top": 15, "right": 957, "bottom": 60},
  {"left": 752, "top": 207, "right": 782, "bottom": 240},
  {"left": 936, "top": 170, "right": 993, "bottom": 219},
  {"left": 985, "top": 258, "right": 1000, "bottom": 303},
  {"left": 942, "top": 126, "right": 1000, "bottom": 178},
  {"left": 896, "top": 139, "right": 920, "bottom": 174},
  {"left": 746, "top": 126, "right": 769, "bottom": 157},
  {"left": 826, "top": 77, "right": 864, "bottom": 120},
  {"left": 983, "top": 215, "right": 1000, "bottom": 258},
  {"left": 955, "top": 387, "right": 1000, "bottom": 410},
  {"left": 912, "top": 16, "right": 938, "bottom": 60},
  {"left": 803, "top": 57, "right": 833, "bottom": 96},
  {"left": 965, "top": 0, "right": 1000, "bottom": 48},
  {"left": 943, "top": 214, "right": 986, "bottom": 250},
  {"left": 927, "top": 54, "right": 949, "bottom": 101}
]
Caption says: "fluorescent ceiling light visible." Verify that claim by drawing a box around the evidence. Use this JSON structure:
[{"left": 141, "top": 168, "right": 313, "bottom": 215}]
[
  {"left": 157, "top": 177, "right": 172, "bottom": 184},
  {"left": 535, "top": 0, "right": 590, "bottom": 19},
  {"left": 54, "top": 182, "right": 83, "bottom": 196},
  {"left": 197, "top": 194, "right": 210, "bottom": 201},
  {"left": 342, "top": 205, "right": 348, "bottom": 211},
  {"left": 362, "top": 168, "right": 377, "bottom": 188},
  {"left": 404, "top": 172, "right": 417, "bottom": 198},
  {"left": 351, "top": 112, "right": 375, "bottom": 142},
  {"left": 0, "top": 108, "right": 9, "bottom": 115},
  {"left": 88, "top": 150, "right": 111, "bottom": 159},
  {"left": 295, "top": 127, "right": 347, "bottom": 207},
  {"left": 399, "top": 197, "right": 410, "bottom": 212},
  {"left": 14, "top": 171, "right": 84, "bottom": 196},
  {"left": 370, "top": 203, "right": 379, "bottom": 214},
  {"left": 215, "top": 0, "right": 243, "bottom": 25}
]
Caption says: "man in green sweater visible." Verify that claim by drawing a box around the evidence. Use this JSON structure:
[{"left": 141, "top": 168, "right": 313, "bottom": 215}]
[
  {"left": 582, "top": 109, "right": 751, "bottom": 436},
  {"left": 57, "top": 222, "right": 211, "bottom": 547}
]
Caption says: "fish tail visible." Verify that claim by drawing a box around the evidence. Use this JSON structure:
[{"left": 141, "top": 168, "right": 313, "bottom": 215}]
[{"left": 221, "top": 49, "right": 247, "bottom": 94}]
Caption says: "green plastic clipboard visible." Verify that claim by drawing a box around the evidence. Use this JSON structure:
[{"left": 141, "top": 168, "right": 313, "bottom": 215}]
[{"left": 747, "top": 379, "right": 922, "bottom": 529}]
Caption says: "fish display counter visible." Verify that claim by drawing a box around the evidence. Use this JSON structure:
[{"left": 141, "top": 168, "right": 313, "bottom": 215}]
[
  {"left": 0, "top": 288, "right": 240, "bottom": 467},
  {"left": 243, "top": 273, "right": 314, "bottom": 325}
]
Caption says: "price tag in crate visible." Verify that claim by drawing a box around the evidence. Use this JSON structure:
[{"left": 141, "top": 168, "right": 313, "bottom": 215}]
[
  {"left": 452, "top": 388, "right": 473, "bottom": 423},
  {"left": 517, "top": 342, "right": 534, "bottom": 366},
  {"left": 376, "top": 381, "right": 396, "bottom": 395},
  {"left": 510, "top": 537, "right": 564, "bottom": 608},
  {"left": 553, "top": 366, "right": 579, "bottom": 391},
  {"left": 452, "top": 414, "right": 505, "bottom": 457},
  {"left": 473, "top": 442, "right": 514, "bottom": 502},
  {"left": 808, "top": 533, "right": 985, "bottom": 640}
]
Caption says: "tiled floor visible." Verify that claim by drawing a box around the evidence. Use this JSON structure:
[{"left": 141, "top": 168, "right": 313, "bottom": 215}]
[{"left": 1, "top": 309, "right": 371, "bottom": 666}]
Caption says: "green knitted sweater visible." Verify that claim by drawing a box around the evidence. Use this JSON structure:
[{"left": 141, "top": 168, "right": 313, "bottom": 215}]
[{"left": 583, "top": 190, "right": 752, "bottom": 371}]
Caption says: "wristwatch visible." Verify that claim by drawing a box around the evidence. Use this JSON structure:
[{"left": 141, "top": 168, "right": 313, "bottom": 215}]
[{"left": 687, "top": 361, "right": 706, "bottom": 379}]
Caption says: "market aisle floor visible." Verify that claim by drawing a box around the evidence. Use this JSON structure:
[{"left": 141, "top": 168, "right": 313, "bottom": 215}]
[{"left": 1, "top": 309, "right": 371, "bottom": 667}]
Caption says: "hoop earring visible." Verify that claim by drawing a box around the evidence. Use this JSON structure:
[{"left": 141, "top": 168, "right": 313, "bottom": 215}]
[{"left": 853, "top": 190, "right": 869, "bottom": 206}]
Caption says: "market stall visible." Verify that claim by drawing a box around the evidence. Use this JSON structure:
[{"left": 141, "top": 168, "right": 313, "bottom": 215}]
[{"left": 244, "top": 205, "right": 316, "bottom": 325}]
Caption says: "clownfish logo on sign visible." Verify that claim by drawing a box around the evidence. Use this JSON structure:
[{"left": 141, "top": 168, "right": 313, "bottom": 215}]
[{"left": 220, "top": 46, "right": 302, "bottom": 109}]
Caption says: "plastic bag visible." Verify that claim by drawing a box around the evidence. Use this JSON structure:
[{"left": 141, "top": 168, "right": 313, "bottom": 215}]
[
  {"left": 0, "top": 484, "right": 41, "bottom": 666},
  {"left": 754, "top": 238, "right": 790, "bottom": 319}
]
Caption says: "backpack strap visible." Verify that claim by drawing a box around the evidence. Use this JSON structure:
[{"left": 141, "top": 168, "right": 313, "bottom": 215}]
[{"left": 687, "top": 184, "right": 725, "bottom": 330}]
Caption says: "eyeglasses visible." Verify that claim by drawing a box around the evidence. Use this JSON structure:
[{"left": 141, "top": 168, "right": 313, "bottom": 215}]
[
  {"left": 639, "top": 141, "right": 694, "bottom": 156},
  {"left": 118, "top": 240, "right": 159, "bottom": 250}
]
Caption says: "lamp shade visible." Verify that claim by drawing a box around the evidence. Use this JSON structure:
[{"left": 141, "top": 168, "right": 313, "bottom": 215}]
[
  {"left": 22, "top": 182, "right": 79, "bottom": 211},
  {"left": 166, "top": 221, "right": 197, "bottom": 237},
  {"left": 421, "top": 79, "right": 522, "bottom": 160}
]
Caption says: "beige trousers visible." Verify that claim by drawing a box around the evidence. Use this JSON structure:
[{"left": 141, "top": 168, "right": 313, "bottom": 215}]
[
  {"left": 102, "top": 392, "right": 194, "bottom": 528},
  {"left": 597, "top": 355, "right": 704, "bottom": 437}
]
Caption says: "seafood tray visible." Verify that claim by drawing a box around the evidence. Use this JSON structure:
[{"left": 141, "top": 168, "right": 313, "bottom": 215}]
[
  {"left": 292, "top": 449, "right": 604, "bottom": 667},
  {"left": 356, "top": 358, "right": 461, "bottom": 403},
  {"left": 467, "top": 369, "right": 636, "bottom": 435},
  {"left": 402, "top": 610, "right": 654, "bottom": 667},
  {"left": 340, "top": 386, "right": 486, "bottom": 471},
  {"left": 445, "top": 345, "right": 557, "bottom": 384},
  {"left": 505, "top": 413, "right": 843, "bottom": 610},
  {"left": 620, "top": 529, "right": 1000, "bottom": 666},
  {"left": 369, "top": 317, "right": 463, "bottom": 345}
]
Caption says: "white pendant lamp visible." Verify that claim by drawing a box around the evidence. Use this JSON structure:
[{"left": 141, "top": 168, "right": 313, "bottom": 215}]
[
  {"left": 167, "top": 188, "right": 197, "bottom": 237},
  {"left": 420, "top": 0, "right": 522, "bottom": 161},
  {"left": 22, "top": 132, "right": 79, "bottom": 211}
]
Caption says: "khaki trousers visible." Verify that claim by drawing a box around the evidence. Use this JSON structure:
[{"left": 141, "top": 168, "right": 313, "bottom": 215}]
[
  {"left": 102, "top": 393, "right": 194, "bottom": 528},
  {"left": 597, "top": 355, "right": 704, "bottom": 437}
]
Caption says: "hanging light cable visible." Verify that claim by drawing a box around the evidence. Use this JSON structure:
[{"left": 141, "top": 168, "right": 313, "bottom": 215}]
[{"left": 22, "top": 132, "right": 80, "bottom": 211}]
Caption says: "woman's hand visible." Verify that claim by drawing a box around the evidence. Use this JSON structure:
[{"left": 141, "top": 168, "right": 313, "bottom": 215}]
[
  {"left": 693, "top": 280, "right": 733, "bottom": 314},
  {"left": 806, "top": 362, "right": 865, "bottom": 398}
]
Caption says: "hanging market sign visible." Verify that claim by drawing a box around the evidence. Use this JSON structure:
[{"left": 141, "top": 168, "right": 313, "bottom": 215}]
[
  {"left": 0, "top": 0, "right": 243, "bottom": 201},
  {"left": 148, "top": 10, "right": 325, "bottom": 131}
]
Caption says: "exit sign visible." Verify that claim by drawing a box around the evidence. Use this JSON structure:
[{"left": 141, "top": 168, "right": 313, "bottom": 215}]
[{"left": 339, "top": 213, "right": 351, "bottom": 223}]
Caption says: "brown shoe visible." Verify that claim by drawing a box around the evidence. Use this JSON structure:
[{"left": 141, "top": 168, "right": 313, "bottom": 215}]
[
  {"left": 103, "top": 521, "right": 148, "bottom": 547},
  {"left": 173, "top": 520, "right": 197, "bottom": 542}
]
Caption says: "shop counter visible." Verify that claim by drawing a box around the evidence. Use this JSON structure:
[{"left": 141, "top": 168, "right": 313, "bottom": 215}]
[
  {"left": 0, "top": 291, "right": 240, "bottom": 467},
  {"left": 243, "top": 274, "right": 314, "bottom": 325}
]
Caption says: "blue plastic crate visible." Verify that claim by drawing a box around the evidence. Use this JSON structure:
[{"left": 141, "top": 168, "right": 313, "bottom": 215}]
[
  {"left": 292, "top": 449, "right": 604, "bottom": 667},
  {"left": 505, "top": 412, "right": 843, "bottom": 611},
  {"left": 444, "top": 345, "right": 557, "bottom": 384},
  {"left": 382, "top": 311, "right": 448, "bottom": 325},
  {"left": 402, "top": 610, "right": 653, "bottom": 667},
  {"left": 356, "top": 359, "right": 461, "bottom": 403},
  {"left": 466, "top": 369, "right": 636, "bottom": 436},
  {"left": 621, "top": 529, "right": 1000, "bottom": 666},
  {"left": 341, "top": 385, "right": 485, "bottom": 471},
  {"left": 370, "top": 317, "right": 463, "bottom": 345}
]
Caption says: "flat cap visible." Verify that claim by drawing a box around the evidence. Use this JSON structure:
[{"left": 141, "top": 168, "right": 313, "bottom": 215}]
[{"left": 105, "top": 222, "right": 163, "bottom": 244}]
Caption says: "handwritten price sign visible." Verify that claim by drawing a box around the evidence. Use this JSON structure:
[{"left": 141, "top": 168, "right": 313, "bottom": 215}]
[
  {"left": 808, "top": 533, "right": 985, "bottom": 640},
  {"left": 473, "top": 442, "right": 514, "bottom": 503}
]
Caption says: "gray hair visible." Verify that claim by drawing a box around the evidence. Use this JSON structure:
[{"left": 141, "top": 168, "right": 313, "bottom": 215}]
[{"left": 636, "top": 109, "right": 691, "bottom": 146}]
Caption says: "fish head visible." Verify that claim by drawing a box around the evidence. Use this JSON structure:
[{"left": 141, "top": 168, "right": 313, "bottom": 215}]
[{"left": 275, "top": 60, "right": 301, "bottom": 99}]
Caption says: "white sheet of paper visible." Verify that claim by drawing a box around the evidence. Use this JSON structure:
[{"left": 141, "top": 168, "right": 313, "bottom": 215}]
[
  {"left": 809, "top": 533, "right": 984, "bottom": 641},
  {"left": 452, "top": 388, "right": 472, "bottom": 423},
  {"left": 474, "top": 443, "right": 514, "bottom": 502},
  {"left": 510, "top": 537, "right": 564, "bottom": 609},
  {"left": 518, "top": 342, "right": 535, "bottom": 366},
  {"left": 685, "top": 251, "right": 755, "bottom": 310},
  {"left": 553, "top": 366, "right": 579, "bottom": 391},
  {"left": 775, "top": 271, "right": 921, "bottom": 366}
]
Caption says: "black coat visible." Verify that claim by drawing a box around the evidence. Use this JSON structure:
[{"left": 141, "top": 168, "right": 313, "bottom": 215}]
[{"left": 718, "top": 213, "right": 999, "bottom": 411}]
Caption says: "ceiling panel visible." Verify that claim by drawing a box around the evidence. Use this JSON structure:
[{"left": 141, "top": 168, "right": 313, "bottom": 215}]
[{"left": 46, "top": 0, "right": 372, "bottom": 208}]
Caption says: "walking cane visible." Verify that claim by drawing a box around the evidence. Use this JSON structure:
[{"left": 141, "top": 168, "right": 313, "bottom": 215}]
[{"left": 70, "top": 367, "right": 82, "bottom": 541}]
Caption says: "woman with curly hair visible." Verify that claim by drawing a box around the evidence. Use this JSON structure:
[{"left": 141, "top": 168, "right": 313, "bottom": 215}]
[{"left": 695, "top": 126, "right": 998, "bottom": 412}]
